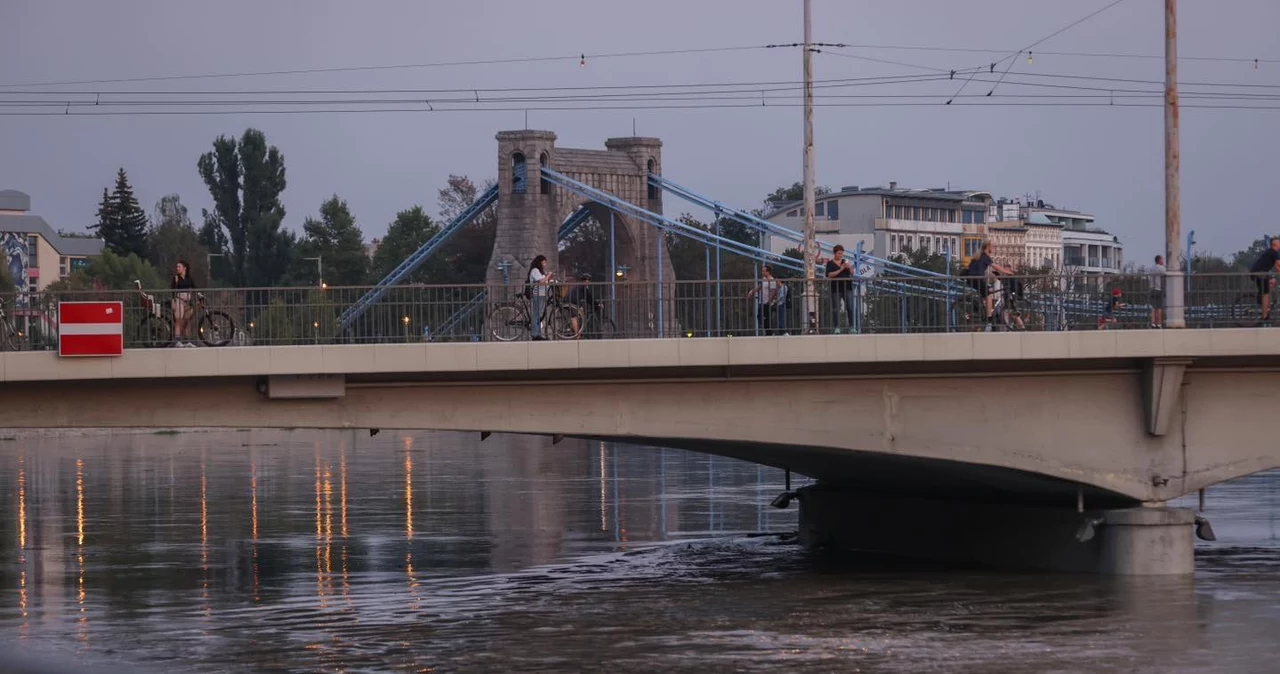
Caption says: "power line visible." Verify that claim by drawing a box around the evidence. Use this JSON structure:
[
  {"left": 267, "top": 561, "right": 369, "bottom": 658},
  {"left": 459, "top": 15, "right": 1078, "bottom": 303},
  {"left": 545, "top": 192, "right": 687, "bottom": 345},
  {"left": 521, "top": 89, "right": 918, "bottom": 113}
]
[
  {"left": 0, "top": 44, "right": 777, "bottom": 89},
  {"left": 824, "top": 43, "right": 1280, "bottom": 65}
]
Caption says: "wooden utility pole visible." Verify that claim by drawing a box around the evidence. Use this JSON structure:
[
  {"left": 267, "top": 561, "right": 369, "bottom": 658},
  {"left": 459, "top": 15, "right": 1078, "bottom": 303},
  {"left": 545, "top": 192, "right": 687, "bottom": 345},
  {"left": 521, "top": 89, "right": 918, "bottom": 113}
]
[
  {"left": 1165, "top": 0, "right": 1185, "bottom": 328},
  {"left": 801, "top": 0, "right": 819, "bottom": 333}
]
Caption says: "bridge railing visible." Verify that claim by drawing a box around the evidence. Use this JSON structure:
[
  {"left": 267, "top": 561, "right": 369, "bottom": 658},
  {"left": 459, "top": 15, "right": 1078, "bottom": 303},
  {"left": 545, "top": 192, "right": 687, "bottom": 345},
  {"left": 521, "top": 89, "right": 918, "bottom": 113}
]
[{"left": 0, "top": 272, "right": 1271, "bottom": 350}]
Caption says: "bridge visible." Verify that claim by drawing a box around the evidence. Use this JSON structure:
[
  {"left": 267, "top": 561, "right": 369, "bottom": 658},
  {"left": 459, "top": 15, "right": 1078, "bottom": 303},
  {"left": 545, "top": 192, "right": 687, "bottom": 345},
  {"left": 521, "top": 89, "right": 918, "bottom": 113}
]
[{"left": 4, "top": 328, "right": 1279, "bottom": 576}]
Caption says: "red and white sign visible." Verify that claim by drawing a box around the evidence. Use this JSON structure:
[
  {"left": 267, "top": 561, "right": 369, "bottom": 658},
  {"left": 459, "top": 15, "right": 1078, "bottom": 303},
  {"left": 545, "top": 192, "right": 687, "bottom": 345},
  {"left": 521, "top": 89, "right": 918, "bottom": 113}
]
[{"left": 58, "top": 301, "right": 124, "bottom": 357}]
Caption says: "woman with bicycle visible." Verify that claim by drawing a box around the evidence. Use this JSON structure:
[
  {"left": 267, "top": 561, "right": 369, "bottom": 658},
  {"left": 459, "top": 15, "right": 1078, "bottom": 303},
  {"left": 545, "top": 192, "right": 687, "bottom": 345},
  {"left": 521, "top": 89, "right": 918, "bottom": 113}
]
[
  {"left": 527, "top": 255, "right": 555, "bottom": 341},
  {"left": 171, "top": 260, "right": 197, "bottom": 347}
]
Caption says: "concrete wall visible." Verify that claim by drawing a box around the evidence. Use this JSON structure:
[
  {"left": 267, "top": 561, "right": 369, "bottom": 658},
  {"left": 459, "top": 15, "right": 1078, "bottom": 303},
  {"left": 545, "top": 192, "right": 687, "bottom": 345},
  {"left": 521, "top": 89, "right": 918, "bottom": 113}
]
[{"left": 3, "top": 330, "right": 1279, "bottom": 505}]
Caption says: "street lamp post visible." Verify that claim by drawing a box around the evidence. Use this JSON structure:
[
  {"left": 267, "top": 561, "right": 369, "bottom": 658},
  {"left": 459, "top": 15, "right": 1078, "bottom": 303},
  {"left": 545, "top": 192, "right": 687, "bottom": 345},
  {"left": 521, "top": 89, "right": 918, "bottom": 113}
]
[
  {"left": 304, "top": 256, "right": 323, "bottom": 287},
  {"left": 1164, "top": 0, "right": 1185, "bottom": 328}
]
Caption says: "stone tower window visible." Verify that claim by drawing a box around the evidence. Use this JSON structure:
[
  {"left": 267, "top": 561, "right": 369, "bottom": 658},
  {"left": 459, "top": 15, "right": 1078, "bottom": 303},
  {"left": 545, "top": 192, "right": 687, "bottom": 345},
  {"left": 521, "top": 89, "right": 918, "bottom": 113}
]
[
  {"left": 539, "top": 152, "right": 552, "bottom": 195},
  {"left": 512, "top": 152, "right": 527, "bottom": 194},
  {"left": 646, "top": 158, "right": 658, "bottom": 199}
]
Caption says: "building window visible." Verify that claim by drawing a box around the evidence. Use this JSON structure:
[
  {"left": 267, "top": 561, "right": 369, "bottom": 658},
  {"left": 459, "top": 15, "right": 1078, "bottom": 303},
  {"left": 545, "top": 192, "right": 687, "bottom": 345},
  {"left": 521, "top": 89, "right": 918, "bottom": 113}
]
[
  {"left": 27, "top": 235, "right": 38, "bottom": 269},
  {"left": 539, "top": 152, "right": 552, "bottom": 195},
  {"left": 511, "top": 152, "right": 527, "bottom": 194},
  {"left": 827, "top": 200, "right": 839, "bottom": 220},
  {"left": 646, "top": 158, "right": 658, "bottom": 200},
  {"left": 815, "top": 202, "right": 825, "bottom": 217}
]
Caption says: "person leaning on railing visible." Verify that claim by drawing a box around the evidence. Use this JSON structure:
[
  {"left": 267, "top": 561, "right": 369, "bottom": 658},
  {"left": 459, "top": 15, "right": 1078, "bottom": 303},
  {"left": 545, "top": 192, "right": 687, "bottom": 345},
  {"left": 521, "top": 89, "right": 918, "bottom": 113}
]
[{"left": 1249, "top": 237, "right": 1280, "bottom": 324}]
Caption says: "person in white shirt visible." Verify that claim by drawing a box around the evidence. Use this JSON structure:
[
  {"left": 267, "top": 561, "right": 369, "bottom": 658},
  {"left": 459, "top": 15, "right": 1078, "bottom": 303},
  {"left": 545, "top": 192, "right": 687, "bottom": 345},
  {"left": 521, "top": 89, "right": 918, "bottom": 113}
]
[
  {"left": 526, "top": 254, "right": 555, "bottom": 340},
  {"left": 1150, "top": 254, "right": 1166, "bottom": 328},
  {"left": 747, "top": 265, "right": 781, "bottom": 335}
]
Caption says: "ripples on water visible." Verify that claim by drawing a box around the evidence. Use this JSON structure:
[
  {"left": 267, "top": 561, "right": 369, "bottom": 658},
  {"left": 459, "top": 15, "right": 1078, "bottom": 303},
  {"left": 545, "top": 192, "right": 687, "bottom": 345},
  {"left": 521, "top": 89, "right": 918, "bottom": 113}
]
[{"left": 0, "top": 430, "right": 1278, "bottom": 673}]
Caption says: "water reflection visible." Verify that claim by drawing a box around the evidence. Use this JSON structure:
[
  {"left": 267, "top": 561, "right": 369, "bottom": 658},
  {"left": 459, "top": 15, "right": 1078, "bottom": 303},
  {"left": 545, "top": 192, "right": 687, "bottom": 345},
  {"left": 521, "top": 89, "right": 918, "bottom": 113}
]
[{"left": 0, "top": 431, "right": 1276, "bottom": 673}]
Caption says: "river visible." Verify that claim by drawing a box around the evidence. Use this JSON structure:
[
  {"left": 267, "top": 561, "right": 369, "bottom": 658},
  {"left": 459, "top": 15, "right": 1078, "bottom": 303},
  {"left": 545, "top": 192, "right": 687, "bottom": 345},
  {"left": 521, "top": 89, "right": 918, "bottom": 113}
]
[{"left": 1, "top": 430, "right": 1278, "bottom": 673}]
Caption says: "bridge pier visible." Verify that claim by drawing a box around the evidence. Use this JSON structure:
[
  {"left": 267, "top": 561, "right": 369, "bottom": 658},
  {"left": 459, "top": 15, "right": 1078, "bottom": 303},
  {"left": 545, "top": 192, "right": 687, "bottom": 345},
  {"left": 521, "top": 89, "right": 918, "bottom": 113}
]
[{"left": 797, "top": 485, "right": 1195, "bottom": 576}]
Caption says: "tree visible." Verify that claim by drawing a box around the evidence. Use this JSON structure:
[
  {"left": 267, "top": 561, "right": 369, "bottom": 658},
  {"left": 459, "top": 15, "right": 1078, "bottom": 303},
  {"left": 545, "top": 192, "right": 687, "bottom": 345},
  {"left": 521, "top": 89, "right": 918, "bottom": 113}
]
[
  {"left": 46, "top": 249, "right": 166, "bottom": 292},
  {"left": 91, "top": 170, "right": 148, "bottom": 259},
  {"left": 557, "top": 216, "right": 609, "bottom": 281},
  {"left": 665, "top": 214, "right": 759, "bottom": 281},
  {"left": 763, "top": 182, "right": 831, "bottom": 210},
  {"left": 295, "top": 195, "right": 368, "bottom": 287},
  {"left": 0, "top": 258, "right": 15, "bottom": 293},
  {"left": 147, "top": 195, "right": 211, "bottom": 286},
  {"left": 1230, "top": 237, "right": 1273, "bottom": 271},
  {"left": 432, "top": 175, "right": 496, "bottom": 284},
  {"left": 371, "top": 206, "right": 442, "bottom": 285},
  {"left": 197, "top": 128, "right": 289, "bottom": 286}
]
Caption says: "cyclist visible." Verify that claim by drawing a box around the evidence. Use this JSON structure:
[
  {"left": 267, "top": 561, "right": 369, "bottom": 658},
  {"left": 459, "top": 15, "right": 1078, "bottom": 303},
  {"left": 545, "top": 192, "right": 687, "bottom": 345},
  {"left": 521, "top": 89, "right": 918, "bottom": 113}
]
[
  {"left": 171, "top": 260, "right": 196, "bottom": 347},
  {"left": 1098, "top": 287, "right": 1125, "bottom": 330},
  {"left": 526, "top": 255, "right": 555, "bottom": 341},
  {"left": 1249, "top": 238, "right": 1280, "bottom": 324},
  {"left": 965, "top": 241, "right": 1014, "bottom": 330}
]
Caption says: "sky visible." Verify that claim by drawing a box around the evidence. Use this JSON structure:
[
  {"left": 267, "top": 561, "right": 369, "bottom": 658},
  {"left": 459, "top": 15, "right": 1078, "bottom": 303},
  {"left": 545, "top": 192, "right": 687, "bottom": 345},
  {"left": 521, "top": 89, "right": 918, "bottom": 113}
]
[{"left": 1, "top": 0, "right": 1277, "bottom": 262}]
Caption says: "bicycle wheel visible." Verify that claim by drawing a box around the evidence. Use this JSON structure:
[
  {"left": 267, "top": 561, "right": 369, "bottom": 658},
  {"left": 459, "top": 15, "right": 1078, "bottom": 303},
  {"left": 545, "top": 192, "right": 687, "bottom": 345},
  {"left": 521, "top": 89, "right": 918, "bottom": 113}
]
[
  {"left": 0, "top": 321, "right": 18, "bottom": 351},
  {"left": 140, "top": 314, "right": 174, "bottom": 348},
  {"left": 488, "top": 303, "right": 527, "bottom": 342},
  {"left": 1230, "top": 293, "right": 1262, "bottom": 328},
  {"left": 199, "top": 311, "right": 236, "bottom": 347},
  {"left": 591, "top": 314, "right": 617, "bottom": 339},
  {"left": 551, "top": 304, "right": 584, "bottom": 340}
]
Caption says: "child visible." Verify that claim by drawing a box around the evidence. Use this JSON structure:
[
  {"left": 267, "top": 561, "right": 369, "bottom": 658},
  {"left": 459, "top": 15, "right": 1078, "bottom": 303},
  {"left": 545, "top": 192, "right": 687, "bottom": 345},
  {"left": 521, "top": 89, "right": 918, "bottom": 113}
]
[{"left": 1098, "top": 287, "right": 1125, "bottom": 330}]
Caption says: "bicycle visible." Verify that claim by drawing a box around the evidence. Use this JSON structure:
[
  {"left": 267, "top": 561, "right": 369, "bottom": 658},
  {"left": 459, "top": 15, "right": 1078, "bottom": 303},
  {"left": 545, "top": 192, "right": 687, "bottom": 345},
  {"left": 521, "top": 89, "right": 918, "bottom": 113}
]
[
  {"left": 487, "top": 283, "right": 583, "bottom": 341},
  {"left": 0, "top": 298, "right": 23, "bottom": 351},
  {"left": 573, "top": 301, "right": 618, "bottom": 339},
  {"left": 135, "top": 280, "right": 237, "bottom": 347},
  {"left": 1229, "top": 275, "right": 1278, "bottom": 327}
]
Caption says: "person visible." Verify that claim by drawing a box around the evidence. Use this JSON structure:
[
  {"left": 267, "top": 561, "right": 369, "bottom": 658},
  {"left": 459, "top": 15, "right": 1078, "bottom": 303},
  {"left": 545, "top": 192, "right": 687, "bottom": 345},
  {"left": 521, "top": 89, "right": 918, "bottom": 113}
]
[
  {"left": 1098, "top": 287, "right": 1125, "bottom": 330},
  {"left": 171, "top": 260, "right": 196, "bottom": 347},
  {"left": 1249, "top": 238, "right": 1280, "bottom": 324},
  {"left": 964, "top": 241, "right": 1014, "bottom": 330},
  {"left": 567, "top": 272, "right": 598, "bottom": 338},
  {"left": 746, "top": 265, "right": 781, "bottom": 335},
  {"left": 1150, "top": 254, "right": 1166, "bottom": 328},
  {"left": 824, "top": 245, "right": 855, "bottom": 334},
  {"left": 526, "top": 255, "right": 555, "bottom": 340}
]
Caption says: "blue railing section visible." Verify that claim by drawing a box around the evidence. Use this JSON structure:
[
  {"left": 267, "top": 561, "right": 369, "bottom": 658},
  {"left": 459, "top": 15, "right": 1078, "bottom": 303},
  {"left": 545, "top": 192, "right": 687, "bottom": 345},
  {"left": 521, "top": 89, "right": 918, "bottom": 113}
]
[
  {"left": 541, "top": 168, "right": 806, "bottom": 273},
  {"left": 338, "top": 184, "right": 499, "bottom": 331}
]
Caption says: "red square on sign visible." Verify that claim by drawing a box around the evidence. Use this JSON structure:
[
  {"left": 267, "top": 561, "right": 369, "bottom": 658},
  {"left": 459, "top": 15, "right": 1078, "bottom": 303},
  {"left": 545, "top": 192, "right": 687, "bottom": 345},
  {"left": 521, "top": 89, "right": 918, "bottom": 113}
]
[{"left": 58, "top": 301, "right": 125, "bottom": 357}]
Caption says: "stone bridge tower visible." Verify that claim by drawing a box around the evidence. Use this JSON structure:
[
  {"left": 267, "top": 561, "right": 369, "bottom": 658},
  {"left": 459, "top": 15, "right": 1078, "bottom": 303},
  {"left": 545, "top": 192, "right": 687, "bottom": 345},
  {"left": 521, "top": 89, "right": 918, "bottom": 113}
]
[{"left": 488, "top": 130, "right": 674, "bottom": 289}]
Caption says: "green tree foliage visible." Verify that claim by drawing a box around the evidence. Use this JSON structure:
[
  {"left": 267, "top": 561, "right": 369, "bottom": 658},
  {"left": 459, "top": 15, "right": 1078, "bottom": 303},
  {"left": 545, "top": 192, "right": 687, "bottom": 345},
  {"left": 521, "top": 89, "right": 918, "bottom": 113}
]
[
  {"left": 665, "top": 214, "right": 761, "bottom": 281},
  {"left": 0, "top": 259, "right": 15, "bottom": 293},
  {"left": 90, "top": 169, "right": 149, "bottom": 258},
  {"left": 147, "top": 194, "right": 211, "bottom": 286},
  {"left": 45, "top": 249, "right": 166, "bottom": 292},
  {"left": 557, "top": 216, "right": 609, "bottom": 280},
  {"left": 371, "top": 206, "right": 443, "bottom": 284},
  {"left": 893, "top": 246, "right": 954, "bottom": 275},
  {"left": 295, "top": 195, "right": 368, "bottom": 287},
  {"left": 197, "top": 128, "right": 290, "bottom": 287},
  {"left": 430, "top": 175, "right": 496, "bottom": 284},
  {"left": 763, "top": 182, "right": 831, "bottom": 210}
]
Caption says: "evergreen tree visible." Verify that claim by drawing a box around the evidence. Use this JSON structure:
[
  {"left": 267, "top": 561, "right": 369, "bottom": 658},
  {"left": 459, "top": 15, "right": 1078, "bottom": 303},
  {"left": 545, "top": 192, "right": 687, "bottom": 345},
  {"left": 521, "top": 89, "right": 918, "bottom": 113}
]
[
  {"left": 370, "top": 206, "right": 443, "bottom": 285},
  {"left": 91, "top": 170, "right": 148, "bottom": 258},
  {"left": 295, "top": 195, "right": 368, "bottom": 286}
]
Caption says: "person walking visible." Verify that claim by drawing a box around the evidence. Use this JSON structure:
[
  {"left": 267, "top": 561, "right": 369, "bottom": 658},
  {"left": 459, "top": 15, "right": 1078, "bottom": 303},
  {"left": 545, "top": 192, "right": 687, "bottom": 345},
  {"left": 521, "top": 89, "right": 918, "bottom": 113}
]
[
  {"left": 1249, "top": 238, "right": 1280, "bottom": 324},
  {"left": 1150, "top": 254, "right": 1166, "bottom": 328}
]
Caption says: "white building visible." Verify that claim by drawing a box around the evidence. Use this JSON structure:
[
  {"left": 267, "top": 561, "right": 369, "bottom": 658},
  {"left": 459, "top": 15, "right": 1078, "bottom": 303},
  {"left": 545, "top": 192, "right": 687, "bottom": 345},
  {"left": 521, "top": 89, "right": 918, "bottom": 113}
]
[{"left": 762, "top": 183, "right": 994, "bottom": 260}]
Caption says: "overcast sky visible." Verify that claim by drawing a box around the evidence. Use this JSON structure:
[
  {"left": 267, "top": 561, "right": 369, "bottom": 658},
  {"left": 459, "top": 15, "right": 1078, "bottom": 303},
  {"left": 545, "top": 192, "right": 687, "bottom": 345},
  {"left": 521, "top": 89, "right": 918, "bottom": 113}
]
[{"left": 2, "top": 0, "right": 1277, "bottom": 261}]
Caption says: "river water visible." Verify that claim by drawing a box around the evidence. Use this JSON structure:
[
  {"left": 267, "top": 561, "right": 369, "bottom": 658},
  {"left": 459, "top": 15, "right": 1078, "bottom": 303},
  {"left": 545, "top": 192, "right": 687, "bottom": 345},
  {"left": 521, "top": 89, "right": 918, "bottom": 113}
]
[{"left": 0, "top": 430, "right": 1277, "bottom": 673}]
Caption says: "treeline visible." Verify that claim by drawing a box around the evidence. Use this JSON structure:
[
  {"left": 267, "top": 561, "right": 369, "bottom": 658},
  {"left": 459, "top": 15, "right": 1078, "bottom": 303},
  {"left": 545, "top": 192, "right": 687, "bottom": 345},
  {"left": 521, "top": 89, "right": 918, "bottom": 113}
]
[{"left": 55, "top": 129, "right": 497, "bottom": 292}]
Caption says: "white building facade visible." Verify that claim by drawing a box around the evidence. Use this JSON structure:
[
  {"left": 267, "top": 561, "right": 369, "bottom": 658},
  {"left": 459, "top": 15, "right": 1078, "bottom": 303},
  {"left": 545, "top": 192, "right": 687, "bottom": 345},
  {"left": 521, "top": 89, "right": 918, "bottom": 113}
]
[{"left": 763, "top": 183, "right": 993, "bottom": 260}]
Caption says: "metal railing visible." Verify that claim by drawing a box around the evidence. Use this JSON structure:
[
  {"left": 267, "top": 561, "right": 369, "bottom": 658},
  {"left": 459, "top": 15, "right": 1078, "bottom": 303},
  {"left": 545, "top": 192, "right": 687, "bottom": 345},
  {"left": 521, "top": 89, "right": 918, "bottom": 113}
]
[{"left": 0, "top": 272, "right": 1274, "bottom": 351}]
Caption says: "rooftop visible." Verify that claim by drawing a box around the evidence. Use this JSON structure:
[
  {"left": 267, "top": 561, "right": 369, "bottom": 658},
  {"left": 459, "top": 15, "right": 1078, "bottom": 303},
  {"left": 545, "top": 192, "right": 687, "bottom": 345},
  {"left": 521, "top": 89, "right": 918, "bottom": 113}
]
[
  {"left": 765, "top": 184, "right": 993, "bottom": 219},
  {"left": 0, "top": 190, "right": 105, "bottom": 258}
]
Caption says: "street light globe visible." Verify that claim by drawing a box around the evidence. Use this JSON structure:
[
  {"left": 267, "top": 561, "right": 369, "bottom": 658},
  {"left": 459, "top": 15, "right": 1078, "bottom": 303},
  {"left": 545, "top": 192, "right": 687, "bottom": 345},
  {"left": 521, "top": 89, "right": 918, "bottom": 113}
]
[{"left": 402, "top": 316, "right": 410, "bottom": 325}]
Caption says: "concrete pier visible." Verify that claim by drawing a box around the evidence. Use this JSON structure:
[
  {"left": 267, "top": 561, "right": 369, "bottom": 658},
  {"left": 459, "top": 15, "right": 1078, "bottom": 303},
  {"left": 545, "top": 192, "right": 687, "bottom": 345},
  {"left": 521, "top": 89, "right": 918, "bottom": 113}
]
[{"left": 797, "top": 485, "right": 1196, "bottom": 575}]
